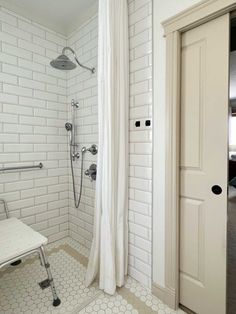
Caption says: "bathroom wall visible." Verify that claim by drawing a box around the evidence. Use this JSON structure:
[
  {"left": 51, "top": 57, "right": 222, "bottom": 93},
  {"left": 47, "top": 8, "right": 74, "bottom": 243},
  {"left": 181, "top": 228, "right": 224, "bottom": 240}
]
[
  {"left": 0, "top": 6, "right": 69, "bottom": 242},
  {"left": 66, "top": 15, "right": 98, "bottom": 248},
  {"left": 128, "top": 0, "right": 152, "bottom": 288}
]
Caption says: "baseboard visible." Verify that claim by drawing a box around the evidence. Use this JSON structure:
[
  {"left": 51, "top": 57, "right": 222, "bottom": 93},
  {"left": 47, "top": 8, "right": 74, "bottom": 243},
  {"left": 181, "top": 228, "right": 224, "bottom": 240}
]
[{"left": 152, "top": 282, "right": 177, "bottom": 310}]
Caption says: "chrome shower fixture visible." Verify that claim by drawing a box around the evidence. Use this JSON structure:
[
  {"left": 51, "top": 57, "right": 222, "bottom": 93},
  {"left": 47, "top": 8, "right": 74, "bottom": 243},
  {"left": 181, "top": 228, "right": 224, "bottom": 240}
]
[
  {"left": 65, "top": 98, "right": 98, "bottom": 209},
  {"left": 50, "top": 47, "right": 95, "bottom": 73},
  {"left": 65, "top": 122, "right": 72, "bottom": 132},
  {"left": 71, "top": 99, "right": 79, "bottom": 108},
  {"left": 81, "top": 144, "right": 98, "bottom": 155},
  {"left": 65, "top": 100, "right": 80, "bottom": 160}
]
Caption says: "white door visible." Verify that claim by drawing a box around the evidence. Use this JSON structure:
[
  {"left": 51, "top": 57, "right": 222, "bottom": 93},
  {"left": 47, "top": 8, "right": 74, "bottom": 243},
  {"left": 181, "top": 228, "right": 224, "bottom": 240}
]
[{"left": 180, "top": 14, "right": 229, "bottom": 314}]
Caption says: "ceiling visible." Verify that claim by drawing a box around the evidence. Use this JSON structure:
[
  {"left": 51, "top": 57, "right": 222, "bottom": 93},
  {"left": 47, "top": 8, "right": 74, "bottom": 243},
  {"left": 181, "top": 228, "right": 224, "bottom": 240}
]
[{"left": 0, "top": 0, "right": 98, "bottom": 36}]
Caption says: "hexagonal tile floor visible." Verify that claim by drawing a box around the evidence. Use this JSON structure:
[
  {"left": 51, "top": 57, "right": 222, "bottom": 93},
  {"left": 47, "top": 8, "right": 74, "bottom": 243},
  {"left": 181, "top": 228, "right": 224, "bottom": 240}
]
[{"left": 0, "top": 238, "right": 185, "bottom": 314}]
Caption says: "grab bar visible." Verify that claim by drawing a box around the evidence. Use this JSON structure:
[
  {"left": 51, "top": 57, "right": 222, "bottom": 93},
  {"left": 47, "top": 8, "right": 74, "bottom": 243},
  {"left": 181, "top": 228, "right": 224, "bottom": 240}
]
[{"left": 0, "top": 163, "right": 43, "bottom": 172}]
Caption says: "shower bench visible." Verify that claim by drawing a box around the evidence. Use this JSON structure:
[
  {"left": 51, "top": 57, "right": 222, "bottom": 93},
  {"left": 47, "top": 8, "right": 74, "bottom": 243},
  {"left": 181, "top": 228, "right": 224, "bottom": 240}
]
[{"left": 0, "top": 217, "right": 61, "bottom": 307}]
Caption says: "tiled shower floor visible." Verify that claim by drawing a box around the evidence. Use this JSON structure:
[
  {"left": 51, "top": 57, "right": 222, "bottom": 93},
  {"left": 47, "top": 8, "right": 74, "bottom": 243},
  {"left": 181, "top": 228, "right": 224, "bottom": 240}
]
[{"left": 0, "top": 238, "right": 185, "bottom": 314}]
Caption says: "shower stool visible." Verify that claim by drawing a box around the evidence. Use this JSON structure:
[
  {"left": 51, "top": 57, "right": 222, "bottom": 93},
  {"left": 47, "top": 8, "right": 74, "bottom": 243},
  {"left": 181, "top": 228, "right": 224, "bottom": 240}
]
[{"left": 0, "top": 217, "right": 61, "bottom": 307}]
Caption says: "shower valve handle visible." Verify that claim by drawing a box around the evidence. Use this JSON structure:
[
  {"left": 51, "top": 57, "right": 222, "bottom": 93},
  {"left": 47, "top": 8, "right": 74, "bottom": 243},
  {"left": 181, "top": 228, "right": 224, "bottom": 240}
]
[
  {"left": 84, "top": 164, "right": 97, "bottom": 181},
  {"left": 87, "top": 144, "right": 98, "bottom": 155}
]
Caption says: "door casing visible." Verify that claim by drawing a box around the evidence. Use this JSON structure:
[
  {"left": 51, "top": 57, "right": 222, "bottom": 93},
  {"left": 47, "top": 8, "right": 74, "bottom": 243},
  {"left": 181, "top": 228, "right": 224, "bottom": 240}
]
[{"left": 152, "top": 0, "right": 236, "bottom": 310}]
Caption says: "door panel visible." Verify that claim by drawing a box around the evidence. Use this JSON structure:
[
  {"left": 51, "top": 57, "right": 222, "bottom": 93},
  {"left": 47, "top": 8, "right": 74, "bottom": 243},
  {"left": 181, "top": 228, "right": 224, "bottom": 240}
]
[{"left": 180, "top": 14, "right": 229, "bottom": 314}]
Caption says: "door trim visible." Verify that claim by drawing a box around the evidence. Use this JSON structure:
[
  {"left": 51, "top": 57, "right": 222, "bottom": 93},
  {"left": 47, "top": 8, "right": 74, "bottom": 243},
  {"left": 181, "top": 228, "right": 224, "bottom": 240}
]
[{"left": 152, "top": 0, "right": 236, "bottom": 310}]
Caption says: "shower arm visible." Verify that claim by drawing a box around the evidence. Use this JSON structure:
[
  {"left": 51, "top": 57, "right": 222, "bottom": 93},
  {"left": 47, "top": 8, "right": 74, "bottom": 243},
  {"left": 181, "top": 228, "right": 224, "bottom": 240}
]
[{"left": 62, "top": 47, "right": 95, "bottom": 74}]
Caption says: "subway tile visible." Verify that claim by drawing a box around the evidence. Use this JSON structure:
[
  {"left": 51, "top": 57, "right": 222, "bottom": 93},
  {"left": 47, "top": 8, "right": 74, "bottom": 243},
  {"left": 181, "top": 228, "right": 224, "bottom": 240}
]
[
  {"left": 5, "top": 180, "right": 34, "bottom": 192},
  {"left": 35, "top": 193, "right": 58, "bottom": 206},
  {"left": 19, "top": 97, "right": 46, "bottom": 108},
  {"left": 0, "top": 153, "right": 19, "bottom": 163},
  {"left": 34, "top": 108, "right": 58, "bottom": 118},
  {"left": 33, "top": 72, "right": 57, "bottom": 85},
  {"left": 19, "top": 78, "right": 45, "bottom": 91},
  {"left": 33, "top": 36, "right": 57, "bottom": 51},
  {"left": 130, "top": 30, "right": 149, "bottom": 49},
  {"left": 2, "top": 43, "right": 32, "bottom": 60},
  {"left": 0, "top": 52, "right": 17, "bottom": 65},
  {"left": 18, "top": 39, "right": 45, "bottom": 55},
  {"left": 3, "top": 103, "right": 32, "bottom": 116},
  {"left": 19, "top": 116, "right": 46, "bottom": 126},
  {"left": 21, "top": 187, "right": 47, "bottom": 199},
  {"left": 3, "top": 84, "right": 32, "bottom": 97},
  {"left": 18, "top": 58, "right": 45, "bottom": 73},
  {"left": 34, "top": 90, "right": 57, "bottom": 101},
  {"left": 7, "top": 198, "right": 34, "bottom": 211},
  {"left": 36, "top": 209, "right": 59, "bottom": 222},
  {"left": 2, "top": 23, "right": 31, "bottom": 41},
  {"left": 0, "top": 10, "right": 17, "bottom": 26},
  {"left": 20, "top": 135, "right": 46, "bottom": 143},
  {"left": 21, "top": 204, "right": 47, "bottom": 217},
  {"left": 20, "top": 152, "right": 46, "bottom": 161},
  {"left": 130, "top": 55, "right": 149, "bottom": 72},
  {"left": 4, "top": 144, "right": 33, "bottom": 153},
  {"left": 0, "top": 133, "right": 18, "bottom": 143},
  {"left": 18, "top": 19, "right": 45, "bottom": 38},
  {"left": 0, "top": 92, "right": 18, "bottom": 104},
  {"left": 2, "top": 64, "right": 32, "bottom": 79},
  {"left": 134, "top": 41, "right": 152, "bottom": 59},
  {"left": 1, "top": 72, "right": 17, "bottom": 84},
  {"left": 46, "top": 32, "right": 66, "bottom": 46},
  {"left": 0, "top": 31, "right": 17, "bottom": 45},
  {"left": 34, "top": 143, "right": 58, "bottom": 153}
]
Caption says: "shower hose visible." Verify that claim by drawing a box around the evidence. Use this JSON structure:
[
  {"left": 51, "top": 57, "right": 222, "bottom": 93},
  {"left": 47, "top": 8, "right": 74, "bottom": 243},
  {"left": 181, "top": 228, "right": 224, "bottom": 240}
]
[{"left": 69, "top": 144, "right": 85, "bottom": 208}]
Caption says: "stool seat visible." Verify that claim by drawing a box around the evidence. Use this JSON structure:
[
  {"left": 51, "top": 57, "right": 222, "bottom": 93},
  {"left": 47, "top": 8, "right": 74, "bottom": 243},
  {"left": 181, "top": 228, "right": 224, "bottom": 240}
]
[{"left": 0, "top": 217, "right": 47, "bottom": 265}]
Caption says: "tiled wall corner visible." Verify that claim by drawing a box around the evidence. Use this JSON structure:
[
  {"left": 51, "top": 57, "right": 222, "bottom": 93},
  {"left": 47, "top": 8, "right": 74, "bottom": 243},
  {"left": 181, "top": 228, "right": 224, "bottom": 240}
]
[{"left": 66, "top": 16, "right": 98, "bottom": 248}]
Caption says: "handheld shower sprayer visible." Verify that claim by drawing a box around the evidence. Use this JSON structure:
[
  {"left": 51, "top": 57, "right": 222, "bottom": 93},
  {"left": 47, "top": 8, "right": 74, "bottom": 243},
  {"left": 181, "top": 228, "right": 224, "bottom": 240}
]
[
  {"left": 65, "top": 99, "right": 98, "bottom": 209},
  {"left": 65, "top": 122, "right": 72, "bottom": 131},
  {"left": 65, "top": 122, "right": 72, "bottom": 144}
]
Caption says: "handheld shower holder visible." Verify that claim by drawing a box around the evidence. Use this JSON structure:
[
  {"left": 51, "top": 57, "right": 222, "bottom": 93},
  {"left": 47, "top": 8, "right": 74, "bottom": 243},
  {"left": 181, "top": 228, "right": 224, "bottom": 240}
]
[
  {"left": 72, "top": 153, "right": 80, "bottom": 160},
  {"left": 71, "top": 99, "right": 79, "bottom": 108}
]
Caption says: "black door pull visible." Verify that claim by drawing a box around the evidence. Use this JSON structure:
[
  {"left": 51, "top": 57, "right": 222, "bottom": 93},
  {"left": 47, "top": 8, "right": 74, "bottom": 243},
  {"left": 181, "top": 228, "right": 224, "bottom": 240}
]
[{"left": 211, "top": 185, "right": 222, "bottom": 195}]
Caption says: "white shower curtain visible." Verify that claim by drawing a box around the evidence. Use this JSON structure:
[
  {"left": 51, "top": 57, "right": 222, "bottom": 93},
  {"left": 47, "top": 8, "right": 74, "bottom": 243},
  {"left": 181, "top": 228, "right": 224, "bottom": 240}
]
[{"left": 85, "top": 0, "right": 129, "bottom": 295}]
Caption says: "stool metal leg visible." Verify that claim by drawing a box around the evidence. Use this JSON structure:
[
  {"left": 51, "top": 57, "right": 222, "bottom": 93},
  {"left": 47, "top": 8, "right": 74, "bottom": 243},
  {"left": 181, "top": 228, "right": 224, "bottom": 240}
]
[{"left": 39, "top": 246, "right": 61, "bottom": 307}]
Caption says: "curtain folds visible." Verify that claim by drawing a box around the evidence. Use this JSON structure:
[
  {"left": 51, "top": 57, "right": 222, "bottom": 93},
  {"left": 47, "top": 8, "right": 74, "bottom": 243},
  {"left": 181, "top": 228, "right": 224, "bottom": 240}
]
[{"left": 85, "top": 0, "right": 129, "bottom": 295}]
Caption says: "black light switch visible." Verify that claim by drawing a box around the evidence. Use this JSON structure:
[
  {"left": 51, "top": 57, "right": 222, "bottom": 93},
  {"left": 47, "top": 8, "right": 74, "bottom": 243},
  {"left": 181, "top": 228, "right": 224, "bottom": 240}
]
[{"left": 135, "top": 121, "right": 140, "bottom": 127}]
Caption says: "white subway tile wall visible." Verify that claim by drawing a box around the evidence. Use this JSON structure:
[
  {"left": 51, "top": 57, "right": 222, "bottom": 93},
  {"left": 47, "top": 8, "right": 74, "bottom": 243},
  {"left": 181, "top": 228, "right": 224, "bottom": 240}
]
[
  {"left": 0, "top": 0, "right": 152, "bottom": 288},
  {"left": 0, "top": 6, "right": 69, "bottom": 243},
  {"left": 128, "top": 0, "right": 152, "bottom": 287}
]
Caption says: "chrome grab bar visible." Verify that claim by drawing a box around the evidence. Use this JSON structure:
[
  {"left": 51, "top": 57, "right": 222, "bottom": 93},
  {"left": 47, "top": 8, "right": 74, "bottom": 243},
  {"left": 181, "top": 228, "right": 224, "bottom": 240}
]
[{"left": 0, "top": 162, "right": 43, "bottom": 172}]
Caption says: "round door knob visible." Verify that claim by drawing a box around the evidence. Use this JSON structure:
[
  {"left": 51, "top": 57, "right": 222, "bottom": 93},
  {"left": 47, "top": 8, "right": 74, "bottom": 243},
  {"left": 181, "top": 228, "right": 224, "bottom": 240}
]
[{"left": 211, "top": 185, "right": 222, "bottom": 195}]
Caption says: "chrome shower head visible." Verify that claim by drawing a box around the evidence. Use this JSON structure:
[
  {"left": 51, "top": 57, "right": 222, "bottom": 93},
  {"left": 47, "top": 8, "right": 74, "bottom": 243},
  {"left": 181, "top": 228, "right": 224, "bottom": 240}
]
[
  {"left": 50, "top": 47, "right": 95, "bottom": 73},
  {"left": 50, "top": 54, "right": 76, "bottom": 70},
  {"left": 65, "top": 122, "right": 73, "bottom": 131}
]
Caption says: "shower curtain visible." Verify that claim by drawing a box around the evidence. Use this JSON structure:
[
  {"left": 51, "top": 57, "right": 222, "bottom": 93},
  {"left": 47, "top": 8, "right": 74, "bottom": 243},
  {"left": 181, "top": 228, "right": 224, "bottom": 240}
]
[{"left": 85, "top": 0, "right": 129, "bottom": 295}]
